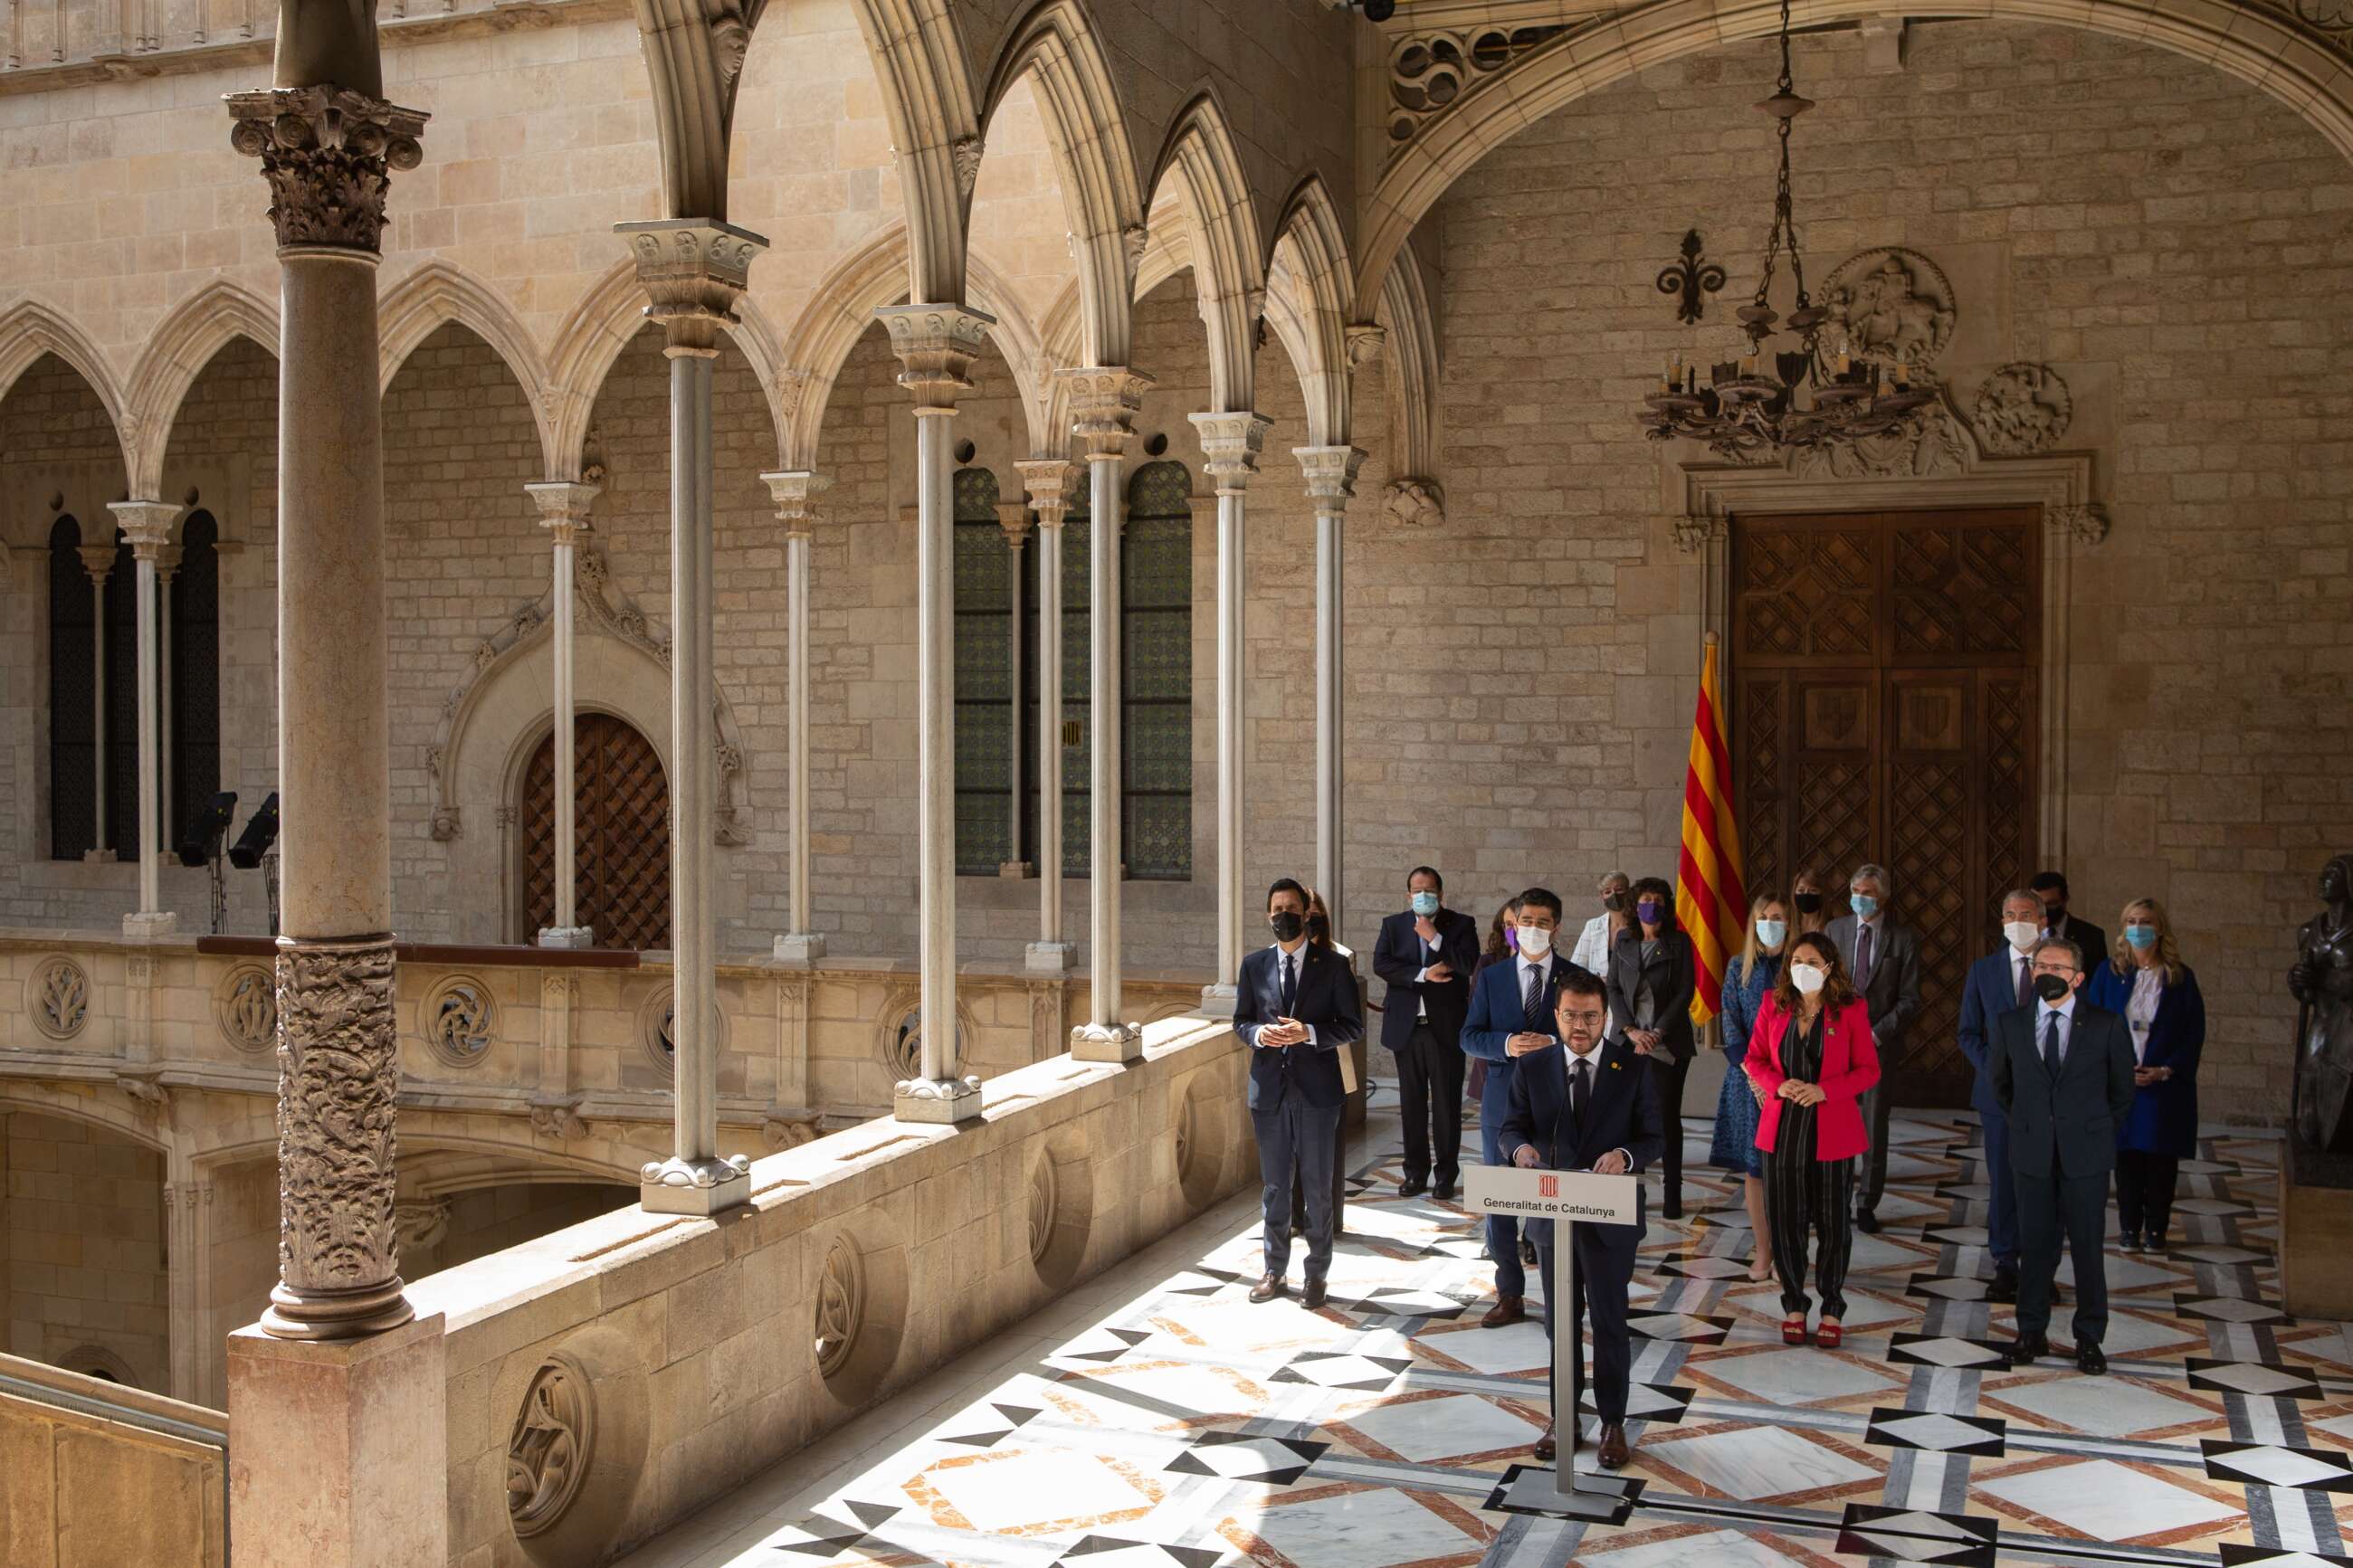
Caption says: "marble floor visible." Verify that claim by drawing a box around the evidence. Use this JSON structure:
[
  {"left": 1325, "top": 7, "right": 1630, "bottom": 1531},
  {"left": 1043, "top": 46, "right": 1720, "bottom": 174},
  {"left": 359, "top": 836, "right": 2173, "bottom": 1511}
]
[{"left": 615, "top": 1100, "right": 2353, "bottom": 1568}]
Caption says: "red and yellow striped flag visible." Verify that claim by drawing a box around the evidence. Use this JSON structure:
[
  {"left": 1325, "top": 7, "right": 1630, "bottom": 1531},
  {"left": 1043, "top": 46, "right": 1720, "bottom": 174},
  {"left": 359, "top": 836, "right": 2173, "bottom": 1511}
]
[{"left": 1676, "top": 633, "right": 1747, "bottom": 1027}]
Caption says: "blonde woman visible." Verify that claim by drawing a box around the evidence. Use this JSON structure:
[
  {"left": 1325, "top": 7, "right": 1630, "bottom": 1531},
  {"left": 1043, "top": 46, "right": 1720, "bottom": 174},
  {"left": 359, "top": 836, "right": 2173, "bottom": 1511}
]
[
  {"left": 1711, "top": 894, "right": 1788, "bottom": 1280},
  {"left": 2086, "top": 898, "right": 2205, "bottom": 1251}
]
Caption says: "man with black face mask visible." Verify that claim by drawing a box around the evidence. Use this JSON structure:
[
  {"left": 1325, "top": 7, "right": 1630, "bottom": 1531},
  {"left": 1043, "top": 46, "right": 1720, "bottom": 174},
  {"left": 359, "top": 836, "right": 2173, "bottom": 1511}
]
[
  {"left": 1234, "top": 878, "right": 1365, "bottom": 1307},
  {"left": 1989, "top": 938, "right": 2136, "bottom": 1374},
  {"left": 2029, "top": 871, "right": 2107, "bottom": 974}
]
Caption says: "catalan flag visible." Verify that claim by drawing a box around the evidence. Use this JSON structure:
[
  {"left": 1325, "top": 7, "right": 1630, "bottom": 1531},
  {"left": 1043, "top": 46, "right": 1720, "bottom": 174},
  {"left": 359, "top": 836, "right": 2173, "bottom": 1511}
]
[{"left": 1676, "top": 633, "right": 1747, "bottom": 1028}]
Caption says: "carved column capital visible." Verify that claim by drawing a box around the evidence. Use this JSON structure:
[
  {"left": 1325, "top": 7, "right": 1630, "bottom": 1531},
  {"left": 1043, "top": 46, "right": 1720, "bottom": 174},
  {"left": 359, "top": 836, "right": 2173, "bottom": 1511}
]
[
  {"left": 1015, "top": 458, "right": 1078, "bottom": 528},
  {"left": 1666, "top": 512, "right": 1726, "bottom": 556},
  {"left": 761, "top": 470, "right": 832, "bottom": 537},
  {"left": 2049, "top": 501, "right": 2109, "bottom": 545},
  {"left": 154, "top": 545, "right": 185, "bottom": 584},
  {"left": 1187, "top": 411, "right": 1273, "bottom": 495},
  {"left": 995, "top": 499, "right": 1033, "bottom": 550},
  {"left": 1057, "top": 366, "right": 1156, "bottom": 461},
  {"left": 224, "top": 86, "right": 427, "bottom": 255},
  {"left": 110, "top": 499, "right": 182, "bottom": 559},
  {"left": 78, "top": 544, "right": 117, "bottom": 585},
  {"left": 615, "top": 218, "right": 767, "bottom": 358},
  {"left": 873, "top": 303, "right": 996, "bottom": 413},
  {"left": 1294, "top": 445, "right": 1368, "bottom": 513},
  {"left": 1383, "top": 477, "right": 1446, "bottom": 529},
  {"left": 524, "top": 480, "right": 600, "bottom": 546}
]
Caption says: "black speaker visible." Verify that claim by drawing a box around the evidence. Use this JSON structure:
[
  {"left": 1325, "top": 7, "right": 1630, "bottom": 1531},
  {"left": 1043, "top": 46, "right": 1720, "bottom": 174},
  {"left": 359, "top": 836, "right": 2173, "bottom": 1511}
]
[
  {"left": 177, "top": 791, "right": 238, "bottom": 867},
  {"left": 228, "top": 792, "right": 280, "bottom": 870}
]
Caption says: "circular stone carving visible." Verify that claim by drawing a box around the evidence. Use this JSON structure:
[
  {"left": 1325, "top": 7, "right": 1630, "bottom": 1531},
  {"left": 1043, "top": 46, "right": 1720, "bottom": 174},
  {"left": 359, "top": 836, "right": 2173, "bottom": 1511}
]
[
  {"left": 214, "top": 963, "right": 278, "bottom": 1055},
  {"left": 422, "top": 974, "right": 497, "bottom": 1067},
  {"left": 638, "top": 984, "right": 727, "bottom": 1075},
  {"left": 1028, "top": 1156, "right": 1060, "bottom": 1268},
  {"left": 1175, "top": 1089, "right": 1197, "bottom": 1187},
  {"left": 30, "top": 956, "right": 90, "bottom": 1041},
  {"left": 1176, "top": 1072, "right": 1232, "bottom": 1214},
  {"left": 507, "top": 1354, "right": 595, "bottom": 1540},
  {"left": 1973, "top": 362, "right": 2073, "bottom": 456},
  {"left": 1822, "top": 247, "right": 1957, "bottom": 368},
  {"left": 877, "top": 991, "right": 972, "bottom": 1083},
  {"left": 813, "top": 1235, "right": 865, "bottom": 1378}
]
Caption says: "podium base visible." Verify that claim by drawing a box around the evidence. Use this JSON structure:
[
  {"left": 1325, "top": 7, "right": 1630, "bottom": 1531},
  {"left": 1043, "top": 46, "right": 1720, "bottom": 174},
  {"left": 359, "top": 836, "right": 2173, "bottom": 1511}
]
[{"left": 1484, "top": 1463, "right": 1641, "bottom": 1525}]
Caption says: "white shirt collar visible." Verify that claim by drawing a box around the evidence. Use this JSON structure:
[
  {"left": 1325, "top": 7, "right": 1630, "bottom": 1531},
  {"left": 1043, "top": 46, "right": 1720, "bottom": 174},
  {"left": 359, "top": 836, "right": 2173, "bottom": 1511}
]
[
  {"left": 2037, "top": 993, "right": 2078, "bottom": 1022},
  {"left": 1517, "top": 948, "right": 1554, "bottom": 979},
  {"left": 1272, "top": 938, "right": 1309, "bottom": 961}
]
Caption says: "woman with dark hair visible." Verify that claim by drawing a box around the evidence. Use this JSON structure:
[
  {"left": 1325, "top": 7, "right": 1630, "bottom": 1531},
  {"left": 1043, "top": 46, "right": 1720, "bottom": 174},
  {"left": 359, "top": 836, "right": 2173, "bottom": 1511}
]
[
  {"left": 1465, "top": 898, "right": 1520, "bottom": 1107},
  {"left": 1790, "top": 867, "right": 1832, "bottom": 936},
  {"left": 1748, "top": 931, "right": 1880, "bottom": 1347},
  {"left": 1713, "top": 892, "right": 1788, "bottom": 1280},
  {"left": 1606, "top": 876, "right": 1697, "bottom": 1218},
  {"left": 2088, "top": 897, "right": 2205, "bottom": 1250}
]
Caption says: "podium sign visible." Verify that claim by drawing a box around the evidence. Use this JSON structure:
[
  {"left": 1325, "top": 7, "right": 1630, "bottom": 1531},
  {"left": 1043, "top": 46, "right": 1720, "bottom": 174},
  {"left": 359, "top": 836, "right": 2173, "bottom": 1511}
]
[{"left": 1463, "top": 1164, "right": 1641, "bottom": 1505}]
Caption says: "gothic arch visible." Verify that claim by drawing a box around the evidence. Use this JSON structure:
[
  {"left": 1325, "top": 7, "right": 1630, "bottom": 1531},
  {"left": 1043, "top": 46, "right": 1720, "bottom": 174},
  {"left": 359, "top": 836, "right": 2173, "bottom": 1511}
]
[
  {"left": 978, "top": 1, "right": 1147, "bottom": 369},
  {"left": 377, "top": 261, "right": 556, "bottom": 473},
  {"left": 1376, "top": 245, "right": 1442, "bottom": 503},
  {"left": 0, "top": 299, "right": 130, "bottom": 483},
  {"left": 843, "top": 0, "right": 983, "bottom": 307},
  {"left": 1267, "top": 174, "right": 1357, "bottom": 449},
  {"left": 120, "top": 281, "right": 279, "bottom": 499},
  {"left": 0, "top": 1086, "right": 171, "bottom": 1155},
  {"left": 1354, "top": 0, "right": 2353, "bottom": 309},
  {"left": 1144, "top": 90, "right": 1266, "bottom": 418}
]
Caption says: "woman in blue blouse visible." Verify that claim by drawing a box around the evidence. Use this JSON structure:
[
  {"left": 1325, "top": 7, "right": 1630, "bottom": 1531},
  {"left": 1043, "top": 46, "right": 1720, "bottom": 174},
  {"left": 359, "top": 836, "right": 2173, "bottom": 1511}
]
[
  {"left": 2087, "top": 897, "right": 2205, "bottom": 1251},
  {"left": 1713, "top": 893, "right": 1788, "bottom": 1281}
]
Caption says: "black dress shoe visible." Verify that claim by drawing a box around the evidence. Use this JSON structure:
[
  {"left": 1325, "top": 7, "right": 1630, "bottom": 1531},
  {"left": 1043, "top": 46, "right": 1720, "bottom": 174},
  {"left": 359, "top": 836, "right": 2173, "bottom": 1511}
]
[
  {"left": 2120, "top": 1230, "right": 2143, "bottom": 1253},
  {"left": 1434, "top": 1179, "right": 1456, "bottom": 1202},
  {"left": 1248, "top": 1273, "right": 1288, "bottom": 1305},
  {"left": 1397, "top": 1177, "right": 1428, "bottom": 1199},
  {"left": 2004, "top": 1335, "right": 2050, "bottom": 1366},
  {"left": 2076, "top": 1343, "right": 2107, "bottom": 1375},
  {"left": 1302, "top": 1278, "right": 1329, "bottom": 1309},
  {"left": 1987, "top": 1270, "right": 2019, "bottom": 1305},
  {"left": 1853, "top": 1209, "right": 1881, "bottom": 1235}
]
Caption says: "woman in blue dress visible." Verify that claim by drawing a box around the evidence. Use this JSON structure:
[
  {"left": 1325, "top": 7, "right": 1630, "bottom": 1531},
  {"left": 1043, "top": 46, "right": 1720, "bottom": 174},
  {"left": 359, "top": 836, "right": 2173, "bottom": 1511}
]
[{"left": 1713, "top": 892, "right": 1788, "bottom": 1281}]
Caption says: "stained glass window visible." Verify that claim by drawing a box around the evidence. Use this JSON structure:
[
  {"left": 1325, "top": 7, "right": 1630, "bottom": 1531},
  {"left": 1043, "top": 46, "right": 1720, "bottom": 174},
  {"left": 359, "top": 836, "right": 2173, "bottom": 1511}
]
[{"left": 952, "top": 467, "right": 1015, "bottom": 874}]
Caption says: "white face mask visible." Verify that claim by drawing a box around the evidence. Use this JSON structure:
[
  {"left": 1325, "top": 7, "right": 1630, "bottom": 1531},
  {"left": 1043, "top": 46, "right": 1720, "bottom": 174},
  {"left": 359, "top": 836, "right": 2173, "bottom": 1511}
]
[
  {"left": 1789, "top": 963, "right": 1826, "bottom": 996},
  {"left": 1518, "top": 927, "right": 1553, "bottom": 959},
  {"left": 2003, "top": 920, "right": 2040, "bottom": 953}
]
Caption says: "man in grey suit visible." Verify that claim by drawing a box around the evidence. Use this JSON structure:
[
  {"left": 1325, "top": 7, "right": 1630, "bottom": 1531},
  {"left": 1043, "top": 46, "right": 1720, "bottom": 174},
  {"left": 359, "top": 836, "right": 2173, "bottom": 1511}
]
[
  {"left": 1990, "top": 936, "right": 2137, "bottom": 1373},
  {"left": 1827, "top": 863, "right": 1921, "bottom": 1233}
]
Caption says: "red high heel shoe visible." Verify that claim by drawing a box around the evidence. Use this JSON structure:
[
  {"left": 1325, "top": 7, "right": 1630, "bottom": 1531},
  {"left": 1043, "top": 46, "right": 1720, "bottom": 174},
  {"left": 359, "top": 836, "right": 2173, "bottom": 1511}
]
[
  {"left": 1815, "top": 1319, "right": 1844, "bottom": 1349},
  {"left": 1782, "top": 1314, "right": 1811, "bottom": 1346}
]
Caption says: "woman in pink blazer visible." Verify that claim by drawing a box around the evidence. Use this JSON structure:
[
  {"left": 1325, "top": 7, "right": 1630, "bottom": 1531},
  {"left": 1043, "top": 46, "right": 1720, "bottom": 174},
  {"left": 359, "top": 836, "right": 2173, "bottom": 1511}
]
[{"left": 1748, "top": 931, "right": 1881, "bottom": 1348}]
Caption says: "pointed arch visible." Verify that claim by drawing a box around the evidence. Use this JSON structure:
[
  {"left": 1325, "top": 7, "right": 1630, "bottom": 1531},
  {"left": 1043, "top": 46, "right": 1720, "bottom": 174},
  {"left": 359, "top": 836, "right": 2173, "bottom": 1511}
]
[
  {"left": 1146, "top": 90, "right": 1266, "bottom": 418},
  {"left": 844, "top": 0, "right": 982, "bottom": 307},
  {"left": 121, "top": 281, "right": 279, "bottom": 500},
  {"left": 1267, "top": 174, "right": 1357, "bottom": 450},
  {"left": 377, "top": 261, "right": 556, "bottom": 475},
  {"left": 1377, "top": 243, "right": 1442, "bottom": 494},
  {"left": 0, "top": 299, "right": 130, "bottom": 484},
  {"left": 979, "top": 1, "right": 1146, "bottom": 370}
]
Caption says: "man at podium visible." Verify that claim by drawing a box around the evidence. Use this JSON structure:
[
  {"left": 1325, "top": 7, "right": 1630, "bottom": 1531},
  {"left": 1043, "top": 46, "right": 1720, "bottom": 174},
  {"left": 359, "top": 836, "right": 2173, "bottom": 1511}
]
[{"left": 1498, "top": 966, "right": 1663, "bottom": 1470}]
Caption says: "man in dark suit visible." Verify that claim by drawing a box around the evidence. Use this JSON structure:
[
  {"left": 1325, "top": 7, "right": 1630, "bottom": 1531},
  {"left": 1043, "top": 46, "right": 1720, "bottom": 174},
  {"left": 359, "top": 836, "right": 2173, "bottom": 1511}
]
[
  {"left": 1374, "top": 865, "right": 1480, "bottom": 1200},
  {"left": 1461, "top": 887, "right": 1574, "bottom": 1328},
  {"left": 2031, "top": 870, "right": 2109, "bottom": 975},
  {"left": 1499, "top": 967, "right": 1662, "bottom": 1471},
  {"left": 1990, "top": 936, "right": 2137, "bottom": 1373},
  {"left": 1958, "top": 888, "right": 2047, "bottom": 1302},
  {"left": 1827, "top": 863, "right": 1921, "bottom": 1233},
  {"left": 1234, "top": 877, "right": 1364, "bottom": 1307}
]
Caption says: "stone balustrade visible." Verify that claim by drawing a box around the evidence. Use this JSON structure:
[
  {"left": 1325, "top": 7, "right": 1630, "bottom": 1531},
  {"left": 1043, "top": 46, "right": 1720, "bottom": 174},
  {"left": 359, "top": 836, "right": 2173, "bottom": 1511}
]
[{"left": 0, "top": 1351, "right": 228, "bottom": 1565}]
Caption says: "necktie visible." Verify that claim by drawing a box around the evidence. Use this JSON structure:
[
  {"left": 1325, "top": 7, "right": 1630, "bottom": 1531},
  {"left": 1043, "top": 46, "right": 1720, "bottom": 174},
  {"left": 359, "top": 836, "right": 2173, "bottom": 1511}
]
[
  {"left": 2016, "top": 955, "right": 2034, "bottom": 1007},
  {"left": 2042, "top": 1009, "right": 2062, "bottom": 1078},
  {"left": 1523, "top": 963, "right": 1545, "bottom": 1030},
  {"left": 1571, "top": 1056, "right": 1591, "bottom": 1128},
  {"left": 1855, "top": 923, "right": 1875, "bottom": 989},
  {"left": 1281, "top": 953, "right": 1298, "bottom": 1016}
]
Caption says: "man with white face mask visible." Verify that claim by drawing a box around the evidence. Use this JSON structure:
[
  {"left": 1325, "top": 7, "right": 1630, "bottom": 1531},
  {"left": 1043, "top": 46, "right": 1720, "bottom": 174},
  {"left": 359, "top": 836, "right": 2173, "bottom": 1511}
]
[
  {"left": 1958, "top": 889, "right": 2045, "bottom": 1300},
  {"left": 1460, "top": 888, "right": 1575, "bottom": 1327}
]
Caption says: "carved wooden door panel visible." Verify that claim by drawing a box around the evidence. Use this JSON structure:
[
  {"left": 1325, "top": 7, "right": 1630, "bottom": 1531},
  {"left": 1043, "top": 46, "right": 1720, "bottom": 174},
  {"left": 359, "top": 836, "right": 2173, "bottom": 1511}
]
[
  {"left": 1733, "top": 508, "right": 2038, "bottom": 1108},
  {"left": 521, "top": 714, "right": 672, "bottom": 950}
]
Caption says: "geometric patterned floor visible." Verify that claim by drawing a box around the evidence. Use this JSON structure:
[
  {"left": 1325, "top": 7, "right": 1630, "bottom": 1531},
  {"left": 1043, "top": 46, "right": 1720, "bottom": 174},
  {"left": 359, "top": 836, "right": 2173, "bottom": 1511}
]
[{"left": 617, "top": 1107, "right": 2353, "bottom": 1568}]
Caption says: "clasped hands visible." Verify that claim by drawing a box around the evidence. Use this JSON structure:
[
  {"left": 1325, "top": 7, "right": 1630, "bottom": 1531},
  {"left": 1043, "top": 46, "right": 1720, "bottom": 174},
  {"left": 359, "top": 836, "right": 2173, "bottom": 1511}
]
[
  {"left": 1259, "top": 1016, "right": 1310, "bottom": 1048},
  {"left": 1504, "top": 1031, "right": 1554, "bottom": 1058},
  {"left": 2132, "top": 1065, "right": 2174, "bottom": 1087},
  {"left": 1513, "top": 1144, "right": 1629, "bottom": 1175},
  {"left": 1624, "top": 1028, "right": 1661, "bottom": 1056},
  {"left": 1777, "top": 1079, "right": 1828, "bottom": 1107}
]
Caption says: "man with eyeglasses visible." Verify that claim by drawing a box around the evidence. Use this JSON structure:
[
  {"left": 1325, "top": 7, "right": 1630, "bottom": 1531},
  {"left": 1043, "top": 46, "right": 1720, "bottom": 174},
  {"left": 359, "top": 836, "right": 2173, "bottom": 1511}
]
[{"left": 1989, "top": 937, "right": 2136, "bottom": 1374}]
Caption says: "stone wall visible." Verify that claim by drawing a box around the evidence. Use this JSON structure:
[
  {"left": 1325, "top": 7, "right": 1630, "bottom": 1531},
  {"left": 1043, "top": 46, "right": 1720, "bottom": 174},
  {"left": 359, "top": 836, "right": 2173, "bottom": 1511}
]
[{"left": 2, "top": 1111, "right": 169, "bottom": 1392}]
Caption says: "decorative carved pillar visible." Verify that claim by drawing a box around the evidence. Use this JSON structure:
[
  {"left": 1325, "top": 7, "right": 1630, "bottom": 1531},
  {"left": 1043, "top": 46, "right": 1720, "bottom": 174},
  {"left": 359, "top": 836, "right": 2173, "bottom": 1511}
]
[
  {"left": 995, "top": 499, "right": 1033, "bottom": 877},
  {"left": 525, "top": 480, "right": 600, "bottom": 949},
  {"left": 1057, "top": 367, "right": 1155, "bottom": 1061},
  {"left": 114, "top": 499, "right": 182, "bottom": 937},
  {"left": 226, "top": 81, "right": 427, "bottom": 1339},
  {"left": 1189, "top": 413, "right": 1272, "bottom": 1014},
  {"left": 876, "top": 304, "right": 994, "bottom": 1125},
  {"left": 1296, "top": 446, "right": 1367, "bottom": 944},
  {"left": 763, "top": 470, "right": 830, "bottom": 962},
  {"left": 79, "top": 544, "right": 114, "bottom": 860},
  {"left": 1016, "top": 459, "right": 1077, "bottom": 973},
  {"left": 615, "top": 218, "right": 767, "bottom": 1213}
]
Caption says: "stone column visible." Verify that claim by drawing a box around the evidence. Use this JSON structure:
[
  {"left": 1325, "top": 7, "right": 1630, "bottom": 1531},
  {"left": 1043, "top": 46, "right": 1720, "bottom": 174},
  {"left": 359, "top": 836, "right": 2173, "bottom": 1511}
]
[
  {"left": 226, "top": 82, "right": 427, "bottom": 1339},
  {"left": 1057, "top": 368, "right": 1155, "bottom": 1061},
  {"left": 79, "top": 544, "right": 114, "bottom": 860},
  {"left": 525, "top": 480, "right": 600, "bottom": 949},
  {"left": 762, "top": 470, "right": 829, "bottom": 963},
  {"left": 995, "top": 499, "right": 1033, "bottom": 876},
  {"left": 1187, "top": 413, "right": 1271, "bottom": 1012},
  {"left": 164, "top": 1170, "right": 216, "bottom": 1405},
  {"left": 114, "top": 499, "right": 183, "bottom": 937},
  {"left": 877, "top": 305, "right": 994, "bottom": 1124},
  {"left": 616, "top": 219, "right": 767, "bottom": 1213},
  {"left": 1015, "top": 459, "right": 1076, "bottom": 972},
  {"left": 1296, "top": 446, "right": 1367, "bottom": 943}
]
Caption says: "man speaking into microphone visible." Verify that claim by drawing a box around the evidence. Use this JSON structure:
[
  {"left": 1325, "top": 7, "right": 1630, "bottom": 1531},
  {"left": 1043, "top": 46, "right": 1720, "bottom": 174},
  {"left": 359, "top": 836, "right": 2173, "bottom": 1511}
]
[{"left": 1497, "top": 967, "right": 1662, "bottom": 1470}]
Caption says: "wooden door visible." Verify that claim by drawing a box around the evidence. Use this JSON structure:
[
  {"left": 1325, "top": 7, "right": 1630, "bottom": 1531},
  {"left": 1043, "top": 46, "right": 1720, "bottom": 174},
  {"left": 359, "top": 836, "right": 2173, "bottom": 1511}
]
[
  {"left": 1732, "top": 508, "right": 2039, "bottom": 1108},
  {"left": 520, "top": 714, "right": 672, "bottom": 950}
]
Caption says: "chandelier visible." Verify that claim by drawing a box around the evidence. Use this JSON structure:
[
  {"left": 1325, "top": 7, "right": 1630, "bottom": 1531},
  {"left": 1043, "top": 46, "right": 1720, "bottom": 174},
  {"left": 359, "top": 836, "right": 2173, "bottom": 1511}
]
[{"left": 1639, "top": 0, "right": 1934, "bottom": 461}]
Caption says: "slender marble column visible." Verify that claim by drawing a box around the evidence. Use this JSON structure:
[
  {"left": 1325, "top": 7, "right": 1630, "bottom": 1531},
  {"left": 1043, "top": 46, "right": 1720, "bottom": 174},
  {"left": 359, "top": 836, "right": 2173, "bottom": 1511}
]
[
  {"left": 876, "top": 305, "right": 995, "bottom": 1122},
  {"left": 1187, "top": 413, "right": 1272, "bottom": 1013},
  {"left": 227, "top": 82, "right": 427, "bottom": 1339},
  {"left": 1295, "top": 446, "right": 1367, "bottom": 945},
  {"left": 761, "top": 470, "right": 831, "bottom": 963},
  {"left": 79, "top": 544, "right": 114, "bottom": 860},
  {"left": 113, "top": 499, "right": 183, "bottom": 937},
  {"left": 1056, "top": 368, "right": 1154, "bottom": 1061},
  {"left": 994, "top": 499, "right": 1033, "bottom": 876},
  {"left": 525, "top": 481, "right": 599, "bottom": 947},
  {"left": 1015, "top": 459, "right": 1077, "bottom": 972},
  {"left": 615, "top": 218, "right": 767, "bottom": 1212}
]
